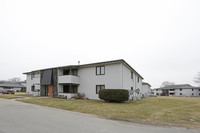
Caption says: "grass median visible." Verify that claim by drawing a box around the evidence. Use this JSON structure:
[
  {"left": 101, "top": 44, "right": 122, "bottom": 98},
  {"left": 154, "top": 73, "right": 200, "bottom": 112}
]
[
  {"left": 17, "top": 96, "right": 200, "bottom": 129},
  {"left": 0, "top": 94, "right": 33, "bottom": 99}
]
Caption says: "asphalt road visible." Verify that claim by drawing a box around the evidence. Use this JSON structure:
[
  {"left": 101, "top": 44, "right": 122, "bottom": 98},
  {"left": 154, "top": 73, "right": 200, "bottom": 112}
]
[{"left": 0, "top": 98, "right": 199, "bottom": 133}]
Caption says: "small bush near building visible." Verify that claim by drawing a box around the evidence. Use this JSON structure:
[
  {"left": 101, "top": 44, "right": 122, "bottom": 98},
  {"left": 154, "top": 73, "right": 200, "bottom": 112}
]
[
  {"left": 99, "top": 89, "right": 129, "bottom": 102},
  {"left": 72, "top": 93, "right": 85, "bottom": 99}
]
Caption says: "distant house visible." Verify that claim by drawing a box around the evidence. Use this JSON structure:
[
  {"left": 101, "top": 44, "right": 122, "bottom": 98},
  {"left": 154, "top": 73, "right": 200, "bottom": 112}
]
[
  {"left": 153, "top": 84, "right": 200, "bottom": 97},
  {"left": 152, "top": 88, "right": 162, "bottom": 96},
  {"left": 141, "top": 82, "right": 151, "bottom": 98},
  {"left": 0, "top": 82, "right": 26, "bottom": 92},
  {"left": 23, "top": 59, "right": 144, "bottom": 100}
]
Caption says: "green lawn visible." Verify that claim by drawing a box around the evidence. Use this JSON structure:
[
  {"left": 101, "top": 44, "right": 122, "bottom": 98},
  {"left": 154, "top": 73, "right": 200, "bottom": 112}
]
[{"left": 17, "top": 96, "right": 200, "bottom": 128}]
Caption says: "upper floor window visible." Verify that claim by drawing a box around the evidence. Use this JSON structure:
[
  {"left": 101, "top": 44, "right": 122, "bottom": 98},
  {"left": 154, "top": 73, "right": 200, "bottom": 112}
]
[
  {"left": 31, "top": 73, "right": 35, "bottom": 80},
  {"left": 96, "top": 66, "right": 105, "bottom": 75},
  {"left": 131, "top": 72, "right": 133, "bottom": 79},
  {"left": 63, "top": 69, "right": 78, "bottom": 76},
  {"left": 192, "top": 89, "right": 194, "bottom": 91},
  {"left": 137, "top": 76, "right": 140, "bottom": 83},
  {"left": 131, "top": 87, "right": 133, "bottom": 90},
  {"left": 180, "top": 89, "right": 182, "bottom": 91}
]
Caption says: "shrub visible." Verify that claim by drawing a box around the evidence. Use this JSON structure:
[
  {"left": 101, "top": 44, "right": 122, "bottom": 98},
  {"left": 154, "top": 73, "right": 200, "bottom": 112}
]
[
  {"left": 99, "top": 89, "right": 129, "bottom": 102},
  {"left": 72, "top": 93, "right": 85, "bottom": 99}
]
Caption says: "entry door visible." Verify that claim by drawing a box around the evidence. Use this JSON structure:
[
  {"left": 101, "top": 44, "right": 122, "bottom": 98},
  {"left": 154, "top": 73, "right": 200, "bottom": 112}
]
[
  {"left": 44, "top": 85, "right": 49, "bottom": 96},
  {"left": 48, "top": 85, "right": 53, "bottom": 97}
]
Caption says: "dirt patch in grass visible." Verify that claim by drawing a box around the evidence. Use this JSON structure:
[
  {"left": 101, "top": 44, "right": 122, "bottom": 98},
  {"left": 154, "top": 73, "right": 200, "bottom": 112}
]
[{"left": 19, "top": 96, "right": 200, "bottom": 129}]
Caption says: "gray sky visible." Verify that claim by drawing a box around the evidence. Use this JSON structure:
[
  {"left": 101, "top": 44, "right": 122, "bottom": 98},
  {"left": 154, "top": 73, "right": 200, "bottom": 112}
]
[{"left": 0, "top": 0, "right": 200, "bottom": 88}]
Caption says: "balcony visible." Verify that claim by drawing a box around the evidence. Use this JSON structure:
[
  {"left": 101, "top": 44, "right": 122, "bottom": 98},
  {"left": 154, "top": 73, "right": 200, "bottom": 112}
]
[{"left": 58, "top": 75, "right": 80, "bottom": 84}]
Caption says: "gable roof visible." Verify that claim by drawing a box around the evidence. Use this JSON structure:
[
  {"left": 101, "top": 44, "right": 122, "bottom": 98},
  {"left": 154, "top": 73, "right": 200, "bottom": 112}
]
[
  {"left": 142, "top": 82, "right": 151, "bottom": 87},
  {"left": 23, "top": 59, "right": 144, "bottom": 79},
  {"left": 160, "top": 84, "right": 200, "bottom": 89},
  {"left": 0, "top": 82, "right": 25, "bottom": 88}
]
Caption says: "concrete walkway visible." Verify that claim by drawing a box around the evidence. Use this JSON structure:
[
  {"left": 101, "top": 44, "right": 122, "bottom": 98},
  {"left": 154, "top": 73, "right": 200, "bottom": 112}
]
[{"left": 0, "top": 98, "right": 199, "bottom": 133}]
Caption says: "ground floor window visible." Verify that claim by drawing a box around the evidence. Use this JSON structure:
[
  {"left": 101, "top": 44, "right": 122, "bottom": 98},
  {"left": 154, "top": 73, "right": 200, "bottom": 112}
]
[
  {"left": 96, "top": 85, "right": 105, "bottom": 94},
  {"left": 31, "top": 85, "right": 35, "bottom": 91},
  {"left": 180, "top": 93, "right": 182, "bottom": 95},
  {"left": 63, "top": 85, "right": 78, "bottom": 93}
]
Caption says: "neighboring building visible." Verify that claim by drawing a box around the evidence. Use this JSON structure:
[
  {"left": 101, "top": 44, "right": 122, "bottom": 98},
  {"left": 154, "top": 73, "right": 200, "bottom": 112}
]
[
  {"left": 0, "top": 82, "right": 26, "bottom": 92},
  {"left": 153, "top": 84, "right": 200, "bottom": 97},
  {"left": 152, "top": 88, "right": 162, "bottom": 96},
  {"left": 141, "top": 82, "right": 151, "bottom": 98},
  {"left": 19, "top": 81, "right": 27, "bottom": 92},
  {"left": 23, "top": 59, "right": 144, "bottom": 100}
]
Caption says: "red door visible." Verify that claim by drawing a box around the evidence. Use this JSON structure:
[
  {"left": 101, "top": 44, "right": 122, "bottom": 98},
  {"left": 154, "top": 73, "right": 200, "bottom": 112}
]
[{"left": 48, "top": 85, "right": 53, "bottom": 97}]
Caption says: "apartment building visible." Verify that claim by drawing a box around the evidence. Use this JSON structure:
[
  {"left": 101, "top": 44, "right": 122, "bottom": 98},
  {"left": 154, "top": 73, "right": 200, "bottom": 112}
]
[
  {"left": 141, "top": 82, "right": 151, "bottom": 98},
  {"left": 153, "top": 84, "right": 200, "bottom": 97},
  {"left": 24, "top": 59, "right": 144, "bottom": 100}
]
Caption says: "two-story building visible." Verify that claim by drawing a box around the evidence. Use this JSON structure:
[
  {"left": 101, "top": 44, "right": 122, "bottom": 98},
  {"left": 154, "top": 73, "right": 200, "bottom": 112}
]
[
  {"left": 152, "top": 84, "right": 200, "bottom": 97},
  {"left": 23, "top": 59, "right": 144, "bottom": 100}
]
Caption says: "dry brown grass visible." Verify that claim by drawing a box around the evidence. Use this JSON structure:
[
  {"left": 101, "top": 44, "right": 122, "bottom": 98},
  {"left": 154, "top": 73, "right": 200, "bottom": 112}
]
[{"left": 17, "top": 96, "right": 200, "bottom": 128}]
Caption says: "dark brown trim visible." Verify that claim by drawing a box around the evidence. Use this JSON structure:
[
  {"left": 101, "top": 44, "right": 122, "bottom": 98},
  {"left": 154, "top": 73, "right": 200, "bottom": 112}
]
[
  {"left": 96, "top": 85, "right": 105, "bottom": 94},
  {"left": 96, "top": 66, "right": 105, "bottom": 75}
]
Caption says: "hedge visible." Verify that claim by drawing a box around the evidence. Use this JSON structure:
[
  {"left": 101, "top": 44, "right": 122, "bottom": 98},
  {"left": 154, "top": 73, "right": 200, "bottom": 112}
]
[{"left": 99, "top": 89, "right": 129, "bottom": 102}]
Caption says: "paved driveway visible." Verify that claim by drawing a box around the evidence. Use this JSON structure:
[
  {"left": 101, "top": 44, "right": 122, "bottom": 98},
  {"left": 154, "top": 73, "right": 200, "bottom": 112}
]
[{"left": 0, "top": 98, "right": 199, "bottom": 133}]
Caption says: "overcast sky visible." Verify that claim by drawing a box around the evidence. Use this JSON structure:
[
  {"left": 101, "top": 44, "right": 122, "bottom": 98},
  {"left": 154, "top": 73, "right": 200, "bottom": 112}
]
[{"left": 0, "top": 0, "right": 200, "bottom": 88}]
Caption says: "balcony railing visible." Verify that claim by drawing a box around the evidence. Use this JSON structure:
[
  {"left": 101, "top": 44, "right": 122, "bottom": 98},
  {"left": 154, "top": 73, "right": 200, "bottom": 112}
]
[{"left": 58, "top": 75, "right": 80, "bottom": 84}]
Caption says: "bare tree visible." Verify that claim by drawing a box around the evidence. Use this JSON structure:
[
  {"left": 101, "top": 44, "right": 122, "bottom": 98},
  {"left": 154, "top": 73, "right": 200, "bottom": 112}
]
[
  {"left": 160, "top": 81, "right": 175, "bottom": 87},
  {"left": 8, "top": 77, "right": 21, "bottom": 83},
  {"left": 0, "top": 80, "right": 6, "bottom": 84},
  {"left": 194, "top": 72, "right": 200, "bottom": 86}
]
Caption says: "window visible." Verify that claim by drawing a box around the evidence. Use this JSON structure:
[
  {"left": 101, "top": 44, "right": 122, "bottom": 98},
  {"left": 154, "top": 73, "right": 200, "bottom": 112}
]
[
  {"left": 96, "top": 66, "right": 105, "bottom": 75},
  {"left": 131, "top": 87, "right": 133, "bottom": 90},
  {"left": 96, "top": 85, "right": 105, "bottom": 94},
  {"left": 31, "top": 85, "right": 35, "bottom": 91},
  {"left": 31, "top": 73, "right": 35, "bottom": 80},
  {"left": 180, "top": 89, "right": 182, "bottom": 91},
  {"left": 63, "top": 69, "right": 70, "bottom": 75},
  {"left": 192, "top": 89, "right": 194, "bottom": 91},
  {"left": 131, "top": 72, "right": 133, "bottom": 79},
  {"left": 199, "top": 89, "right": 200, "bottom": 91},
  {"left": 137, "top": 76, "right": 140, "bottom": 83},
  {"left": 63, "top": 69, "right": 78, "bottom": 76},
  {"left": 63, "top": 85, "right": 78, "bottom": 93},
  {"left": 180, "top": 93, "right": 182, "bottom": 95},
  {"left": 192, "top": 93, "right": 194, "bottom": 96}
]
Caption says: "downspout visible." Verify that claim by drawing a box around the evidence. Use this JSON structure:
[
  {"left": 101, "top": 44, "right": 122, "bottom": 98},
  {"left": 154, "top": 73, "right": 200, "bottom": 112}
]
[
  {"left": 122, "top": 64, "right": 124, "bottom": 89},
  {"left": 57, "top": 68, "right": 59, "bottom": 95},
  {"left": 70, "top": 66, "right": 72, "bottom": 91}
]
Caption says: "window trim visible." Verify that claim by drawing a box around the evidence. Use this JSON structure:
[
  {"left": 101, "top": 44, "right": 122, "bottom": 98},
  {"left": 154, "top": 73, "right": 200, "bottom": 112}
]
[
  {"left": 96, "top": 66, "right": 105, "bottom": 75},
  {"left": 96, "top": 85, "right": 105, "bottom": 94}
]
